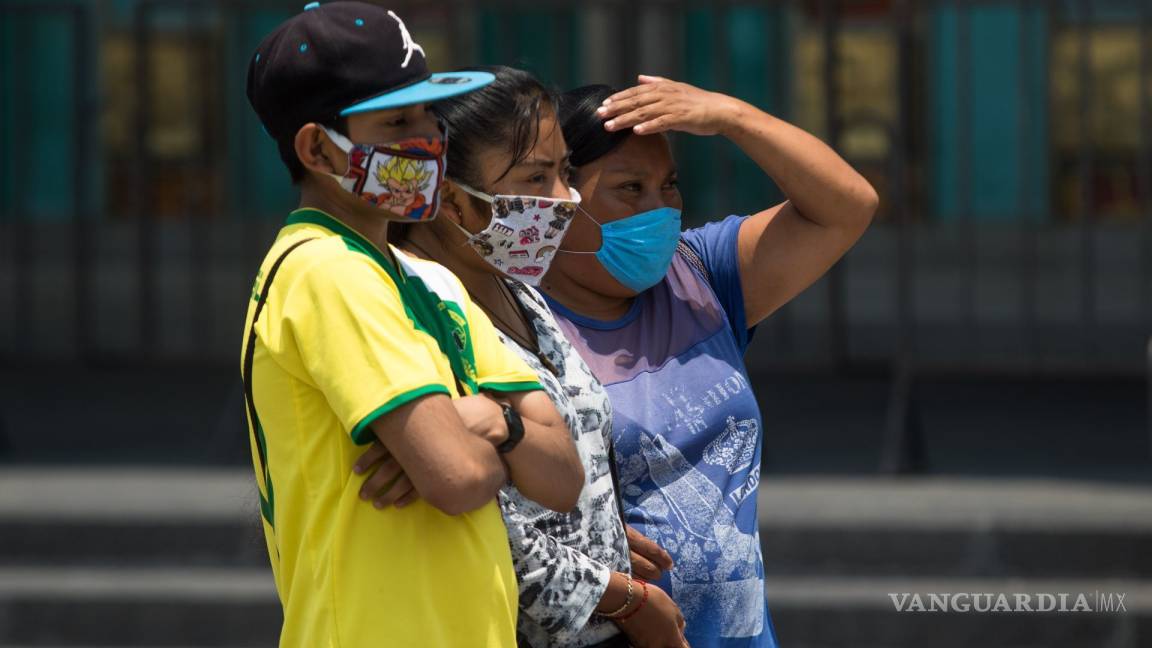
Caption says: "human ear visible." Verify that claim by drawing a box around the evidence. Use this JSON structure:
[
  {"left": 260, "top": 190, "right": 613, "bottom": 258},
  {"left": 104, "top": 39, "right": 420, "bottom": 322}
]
[
  {"left": 442, "top": 181, "right": 491, "bottom": 233},
  {"left": 295, "top": 123, "right": 342, "bottom": 176}
]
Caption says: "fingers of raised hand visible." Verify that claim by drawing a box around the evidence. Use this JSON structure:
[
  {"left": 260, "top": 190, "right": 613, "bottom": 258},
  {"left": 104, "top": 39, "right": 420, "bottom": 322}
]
[
  {"left": 599, "top": 92, "right": 661, "bottom": 123},
  {"left": 603, "top": 81, "right": 660, "bottom": 108}
]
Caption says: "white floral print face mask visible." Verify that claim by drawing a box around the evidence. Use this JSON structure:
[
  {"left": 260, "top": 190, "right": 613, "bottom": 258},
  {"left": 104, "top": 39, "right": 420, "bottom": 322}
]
[{"left": 450, "top": 184, "right": 581, "bottom": 285}]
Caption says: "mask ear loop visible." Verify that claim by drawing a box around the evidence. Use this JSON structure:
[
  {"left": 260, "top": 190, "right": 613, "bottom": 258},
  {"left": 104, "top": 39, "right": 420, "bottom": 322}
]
[
  {"left": 452, "top": 181, "right": 495, "bottom": 204},
  {"left": 556, "top": 204, "right": 604, "bottom": 255},
  {"left": 320, "top": 125, "right": 355, "bottom": 153},
  {"left": 441, "top": 178, "right": 490, "bottom": 246},
  {"left": 318, "top": 125, "right": 361, "bottom": 190}
]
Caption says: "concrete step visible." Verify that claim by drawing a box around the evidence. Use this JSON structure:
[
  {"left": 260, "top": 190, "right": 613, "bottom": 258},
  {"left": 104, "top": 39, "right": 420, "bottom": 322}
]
[
  {"left": 4, "top": 470, "right": 1152, "bottom": 646},
  {"left": 5, "top": 471, "right": 1151, "bottom": 579},
  {"left": 0, "top": 567, "right": 277, "bottom": 647},
  {"left": 767, "top": 577, "right": 1152, "bottom": 648},
  {"left": 758, "top": 477, "right": 1152, "bottom": 579},
  {"left": 1, "top": 568, "right": 1149, "bottom": 648}
]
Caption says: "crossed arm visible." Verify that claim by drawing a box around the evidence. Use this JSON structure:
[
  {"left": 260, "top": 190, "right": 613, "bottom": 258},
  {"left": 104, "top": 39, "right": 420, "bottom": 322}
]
[{"left": 359, "top": 390, "right": 584, "bottom": 515}]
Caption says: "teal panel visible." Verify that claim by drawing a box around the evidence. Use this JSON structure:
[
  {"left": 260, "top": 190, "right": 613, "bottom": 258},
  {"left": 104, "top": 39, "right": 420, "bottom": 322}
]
[
  {"left": 679, "top": 8, "right": 717, "bottom": 225},
  {"left": 725, "top": 5, "right": 786, "bottom": 217},
  {"left": 477, "top": 9, "right": 504, "bottom": 66},
  {"left": 23, "top": 14, "right": 76, "bottom": 221},
  {"left": 475, "top": 8, "right": 579, "bottom": 88},
  {"left": 512, "top": 10, "right": 555, "bottom": 83},
  {"left": 0, "top": 12, "right": 13, "bottom": 215},
  {"left": 930, "top": 3, "right": 1049, "bottom": 222},
  {"left": 228, "top": 8, "right": 297, "bottom": 217}
]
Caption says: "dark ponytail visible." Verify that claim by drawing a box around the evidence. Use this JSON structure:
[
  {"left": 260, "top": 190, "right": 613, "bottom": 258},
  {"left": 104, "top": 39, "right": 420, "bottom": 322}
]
[{"left": 558, "top": 84, "right": 630, "bottom": 168}]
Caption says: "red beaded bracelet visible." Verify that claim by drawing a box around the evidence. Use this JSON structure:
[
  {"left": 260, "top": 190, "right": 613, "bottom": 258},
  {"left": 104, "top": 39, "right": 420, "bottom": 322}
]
[{"left": 617, "top": 578, "right": 649, "bottom": 622}]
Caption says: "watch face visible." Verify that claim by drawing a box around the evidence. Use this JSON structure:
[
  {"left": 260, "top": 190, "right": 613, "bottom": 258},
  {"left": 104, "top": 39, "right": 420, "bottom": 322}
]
[{"left": 499, "top": 403, "right": 525, "bottom": 453}]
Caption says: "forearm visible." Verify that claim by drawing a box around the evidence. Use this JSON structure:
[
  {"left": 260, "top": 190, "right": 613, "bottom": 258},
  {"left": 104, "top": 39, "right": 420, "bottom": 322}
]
[
  {"left": 369, "top": 396, "right": 507, "bottom": 515},
  {"left": 502, "top": 417, "right": 584, "bottom": 512},
  {"left": 595, "top": 571, "right": 636, "bottom": 614},
  {"left": 719, "top": 98, "right": 878, "bottom": 228}
]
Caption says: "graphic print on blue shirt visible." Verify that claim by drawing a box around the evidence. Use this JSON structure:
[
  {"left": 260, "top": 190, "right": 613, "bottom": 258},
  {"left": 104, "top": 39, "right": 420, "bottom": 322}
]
[
  {"left": 547, "top": 216, "right": 778, "bottom": 648},
  {"left": 611, "top": 339, "right": 766, "bottom": 641}
]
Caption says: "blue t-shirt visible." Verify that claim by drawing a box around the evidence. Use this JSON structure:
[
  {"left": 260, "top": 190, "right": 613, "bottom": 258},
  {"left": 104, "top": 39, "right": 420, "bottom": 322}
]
[{"left": 546, "top": 215, "right": 778, "bottom": 648}]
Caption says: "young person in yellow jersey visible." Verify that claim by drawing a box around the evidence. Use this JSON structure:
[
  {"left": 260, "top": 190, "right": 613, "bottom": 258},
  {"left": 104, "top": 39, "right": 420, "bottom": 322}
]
[{"left": 240, "top": 3, "right": 583, "bottom": 646}]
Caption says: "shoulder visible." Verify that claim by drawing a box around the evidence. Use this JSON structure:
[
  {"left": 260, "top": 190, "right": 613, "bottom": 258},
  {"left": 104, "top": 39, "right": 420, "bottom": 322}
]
[
  {"left": 680, "top": 214, "right": 748, "bottom": 257},
  {"left": 392, "top": 247, "right": 469, "bottom": 306},
  {"left": 265, "top": 231, "right": 403, "bottom": 305}
]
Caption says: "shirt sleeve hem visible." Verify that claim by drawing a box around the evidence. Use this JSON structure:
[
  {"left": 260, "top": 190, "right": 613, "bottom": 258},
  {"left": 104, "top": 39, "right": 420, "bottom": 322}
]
[
  {"left": 478, "top": 380, "right": 543, "bottom": 393},
  {"left": 564, "top": 560, "right": 613, "bottom": 636},
  {"left": 349, "top": 384, "right": 452, "bottom": 445}
]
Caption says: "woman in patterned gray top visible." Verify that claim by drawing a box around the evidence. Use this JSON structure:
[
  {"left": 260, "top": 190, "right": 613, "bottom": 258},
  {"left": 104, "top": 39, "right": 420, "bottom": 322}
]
[{"left": 365, "top": 66, "right": 689, "bottom": 647}]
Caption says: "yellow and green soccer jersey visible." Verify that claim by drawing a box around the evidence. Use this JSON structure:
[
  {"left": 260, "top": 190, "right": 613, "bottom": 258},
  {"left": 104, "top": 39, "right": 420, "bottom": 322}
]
[{"left": 241, "top": 208, "right": 543, "bottom": 648}]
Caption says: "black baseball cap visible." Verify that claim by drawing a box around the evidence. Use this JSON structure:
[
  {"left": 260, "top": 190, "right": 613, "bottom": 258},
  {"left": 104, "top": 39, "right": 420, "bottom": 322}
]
[{"left": 247, "top": 1, "right": 493, "bottom": 140}]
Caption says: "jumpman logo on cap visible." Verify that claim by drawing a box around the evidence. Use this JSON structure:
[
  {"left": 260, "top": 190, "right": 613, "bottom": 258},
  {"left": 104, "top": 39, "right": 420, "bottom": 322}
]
[{"left": 388, "top": 10, "right": 425, "bottom": 68}]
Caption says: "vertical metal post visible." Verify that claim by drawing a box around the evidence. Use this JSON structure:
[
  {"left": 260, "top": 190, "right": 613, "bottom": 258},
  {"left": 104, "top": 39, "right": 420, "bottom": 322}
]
[
  {"left": 134, "top": 1, "right": 156, "bottom": 357},
  {"left": 450, "top": 0, "right": 477, "bottom": 68},
  {"left": 1018, "top": 0, "right": 1038, "bottom": 368},
  {"left": 711, "top": 0, "right": 732, "bottom": 220},
  {"left": 553, "top": 1, "right": 574, "bottom": 89},
  {"left": 11, "top": 7, "right": 33, "bottom": 357},
  {"left": 822, "top": 0, "right": 847, "bottom": 369},
  {"left": 894, "top": 0, "right": 915, "bottom": 361},
  {"left": 1138, "top": 0, "right": 1151, "bottom": 332},
  {"left": 882, "top": 0, "right": 925, "bottom": 476},
  {"left": 957, "top": 0, "right": 977, "bottom": 353},
  {"left": 1076, "top": 0, "right": 1095, "bottom": 360},
  {"left": 0, "top": 6, "right": 9, "bottom": 359},
  {"left": 190, "top": 1, "right": 213, "bottom": 356},
  {"left": 615, "top": 0, "right": 640, "bottom": 89},
  {"left": 72, "top": 3, "right": 94, "bottom": 360},
  {"left": 769, "top": 0, "right": 795, "bottom": 365},
  {"left": 1147, "top": 337, "right": 1152, "bottom": 460}
]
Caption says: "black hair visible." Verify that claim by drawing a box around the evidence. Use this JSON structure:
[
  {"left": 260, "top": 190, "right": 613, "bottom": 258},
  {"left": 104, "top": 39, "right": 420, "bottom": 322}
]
[
  {"left": 558, "top": 84, "right": 630, "bottom": 168},
  {"left": 278, "top": 117, "right": 347, "bottom": 185},
  {"left": 389, "top": 66, "right": 556, "bottom": 245},
  {"left": 433, "top": 65, "right": 558, "bottom": 190}
]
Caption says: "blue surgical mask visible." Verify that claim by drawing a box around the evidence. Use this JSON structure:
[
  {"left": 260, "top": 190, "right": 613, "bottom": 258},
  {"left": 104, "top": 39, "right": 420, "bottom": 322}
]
[{"left": 563, "top": 206, "right": 682, "bottom": 292}]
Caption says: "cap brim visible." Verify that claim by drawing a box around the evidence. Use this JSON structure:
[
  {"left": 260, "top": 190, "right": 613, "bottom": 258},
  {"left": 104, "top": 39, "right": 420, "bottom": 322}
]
[{"left": 340, "top": 71, "right": 496, "bottom": 116}]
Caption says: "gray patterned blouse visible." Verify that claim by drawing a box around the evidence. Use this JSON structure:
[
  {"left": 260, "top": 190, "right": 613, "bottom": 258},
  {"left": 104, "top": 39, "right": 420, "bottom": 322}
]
[{"left": 495, "top": 281, "right": 632, "bottom": 648}]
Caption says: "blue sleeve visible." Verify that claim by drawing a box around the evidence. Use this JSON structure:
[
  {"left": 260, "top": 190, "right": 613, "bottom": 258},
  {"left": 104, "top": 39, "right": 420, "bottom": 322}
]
[{"left": 681, "top": 214, "right": 755, "bottom": 351}]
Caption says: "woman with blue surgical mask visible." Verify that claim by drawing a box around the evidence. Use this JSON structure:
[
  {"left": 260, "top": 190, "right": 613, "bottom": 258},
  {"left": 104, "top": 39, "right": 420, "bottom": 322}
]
[
  {"left": 370, "top": 66, "right": 689, "bottom": 648},
  {"left": 545, "top": 77, "right": 879, "bottom": 648}
]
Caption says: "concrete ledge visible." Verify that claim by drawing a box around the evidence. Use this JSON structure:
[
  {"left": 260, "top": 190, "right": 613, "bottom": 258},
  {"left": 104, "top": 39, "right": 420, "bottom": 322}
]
[
  {"left": 6, "top": 469, "right": 1152, "bottom": 529},
  {"left": 1, "top": 569, "right": 1149, "bottom": 648},
  {"left": 757, "top": 477, "right": 1152, "bottom": 531},
  {"left": 0, "top": 469, "right": 256, "bottom": 522}
]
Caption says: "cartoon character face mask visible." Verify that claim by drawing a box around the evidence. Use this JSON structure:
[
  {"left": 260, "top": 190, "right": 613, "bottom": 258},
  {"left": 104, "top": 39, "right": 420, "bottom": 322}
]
[
  {"left": 450, "top": 183, "right": 581, "bottom": 285},
  {"left": 323, "top": 126, "right": 446, "bottom": 221}
]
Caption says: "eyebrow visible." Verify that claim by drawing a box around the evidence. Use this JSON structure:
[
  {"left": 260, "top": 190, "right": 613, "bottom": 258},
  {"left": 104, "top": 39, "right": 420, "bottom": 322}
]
[
  {"left": 370, "top": 109, "right": 408, "bottom": 122},
  {"left": 514, "top": 151, "right": 572, "bottom": 170},
  {"left": 602, "top": 165, "right": 678, "bottom": 177}
]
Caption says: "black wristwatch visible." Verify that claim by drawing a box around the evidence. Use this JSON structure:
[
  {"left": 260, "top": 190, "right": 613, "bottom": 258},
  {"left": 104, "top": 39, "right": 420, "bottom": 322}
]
[{"left": 497, "top": 402, "right": 525, "bottom": 454}]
